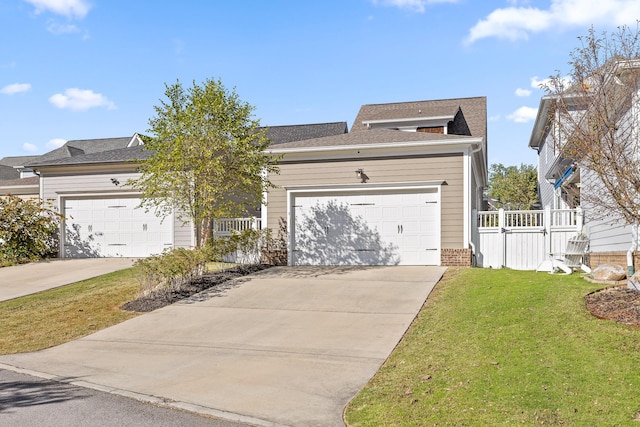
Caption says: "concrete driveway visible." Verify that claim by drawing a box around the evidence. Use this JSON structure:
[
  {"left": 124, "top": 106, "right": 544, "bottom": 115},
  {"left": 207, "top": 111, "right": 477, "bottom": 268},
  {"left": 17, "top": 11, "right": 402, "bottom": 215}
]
[
  {"left": 0, "top": 265, "right": 446, "bottom": 427},
  {"left": 0, "top": 258, "right": 135, "bottom": 302}
]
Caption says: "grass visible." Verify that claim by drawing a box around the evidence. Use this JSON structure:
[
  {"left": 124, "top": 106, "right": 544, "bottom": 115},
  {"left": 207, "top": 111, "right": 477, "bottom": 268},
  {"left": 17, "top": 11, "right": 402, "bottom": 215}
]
[
  {"left": 344, "top": 268, "right": 640, "bottom": 426},
  {"left": 0, "top": 267, "right": 142, "bottom": 355},
  {"left": 0, "top": 261, "right": 238, "bottom": 355}
]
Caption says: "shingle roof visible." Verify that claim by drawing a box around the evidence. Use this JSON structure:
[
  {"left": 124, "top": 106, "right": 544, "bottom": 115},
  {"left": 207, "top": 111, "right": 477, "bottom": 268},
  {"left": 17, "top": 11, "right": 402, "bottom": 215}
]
[
  {"left": 270, "top": 97, "right": 486, "bottom": 150},
  {"left": 0, "top": 155, "right": 40, "bottom": 167},
  {"left": 265, "top": 122, "right": 348, "bottom": 145},
  {"left": 0, "top": 165, "right": 17, "bottom": 181},
  {"left": 351, "top": 97, "right": 487, "bottom": 137},
  {"left": 270, "top": 128, "right": 478, "bottom": 150},
  {"left": 30, "top": 145, "right": 152, "bottom": 167},
  {"left": 29, "top": 136, "right": 140, "bottom": 167},
  {"left": 0, "top": 176, "right": 39, "bottom": 187}
]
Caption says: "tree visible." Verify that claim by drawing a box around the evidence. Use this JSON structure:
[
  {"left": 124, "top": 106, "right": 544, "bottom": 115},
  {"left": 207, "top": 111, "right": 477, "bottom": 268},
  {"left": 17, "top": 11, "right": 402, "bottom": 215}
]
[
  {"left": 487, "top": 163, "right": 538, "bottom": 210},
  {"left": 130, "top": 78, "right": 279, "bottom": 247},
  {"left": 544, "top": 25, "right": 640, "bottom": 223},
  {"left": 0, "top": 195, "right": 62, "bottom": 264}
]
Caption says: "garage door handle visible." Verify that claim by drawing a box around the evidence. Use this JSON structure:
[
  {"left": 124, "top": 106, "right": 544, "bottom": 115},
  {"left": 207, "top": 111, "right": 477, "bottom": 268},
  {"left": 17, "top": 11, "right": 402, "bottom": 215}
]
[{"left": 398, "top": 225, "right": 404, "bottom": 234}]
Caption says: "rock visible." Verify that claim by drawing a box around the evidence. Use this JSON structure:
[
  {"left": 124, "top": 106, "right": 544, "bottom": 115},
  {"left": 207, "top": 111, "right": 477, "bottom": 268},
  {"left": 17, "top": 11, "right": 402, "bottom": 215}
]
[
  {"left": 628, "top": 271, "right": 640, "bottom": 291},
  {"left": 591, "top": 263, "right": 627, "bottom": 282}
]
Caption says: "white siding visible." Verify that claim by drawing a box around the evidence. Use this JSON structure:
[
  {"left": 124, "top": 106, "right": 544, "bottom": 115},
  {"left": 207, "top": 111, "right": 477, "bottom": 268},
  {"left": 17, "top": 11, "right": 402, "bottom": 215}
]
[{"left": 536, "top": 133, "right": 558, "bottom": 209}]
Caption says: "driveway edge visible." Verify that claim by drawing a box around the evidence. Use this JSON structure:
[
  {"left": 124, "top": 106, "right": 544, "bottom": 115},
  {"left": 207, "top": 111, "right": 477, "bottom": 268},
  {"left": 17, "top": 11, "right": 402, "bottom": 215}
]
[{"left": 0, "top": 362, "right": 288, "bottom": 427}]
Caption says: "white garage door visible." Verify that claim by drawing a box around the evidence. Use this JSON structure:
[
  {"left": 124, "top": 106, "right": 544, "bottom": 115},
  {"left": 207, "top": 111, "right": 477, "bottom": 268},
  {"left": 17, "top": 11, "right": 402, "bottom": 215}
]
[
  {"left": 63, "top": 197, "right": 173, "bottom": 258},
  {"left": 291, "top": 189, "right": 439, "bottom": 266}
]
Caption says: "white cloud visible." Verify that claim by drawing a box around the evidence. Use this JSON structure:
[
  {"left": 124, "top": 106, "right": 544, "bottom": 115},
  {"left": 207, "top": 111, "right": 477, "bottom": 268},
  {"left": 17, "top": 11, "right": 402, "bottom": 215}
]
[
  {"left": 23, "top": 143, "right": 38, "bottom": 153},
  {"left": 49, "top": 88, "right": 116, "bottom": 111},
  {"left": 530, "top": 75, "right": 572, "bottom": 91},
  {"left": 466, "top": 0, "right": 640, "bottom": 44},
  {"left": 0, "top": 83, "right": 31, "bottom": 95},
  {"left": 489, "top": 114, "right": 501, "bottom": 121},
  {"left": 47, "top": 21, "right": 80, "bottom": 34},
  {"left": 24, "top": 0, "right": 91, "bottom": 19},
  {"left": 47, "top": 138, "right": 67, "bottom": 149},
  {"left": 371, "top": 0, "right": 458, "bottom": 13},
  {"left": 507, "top": 106, "right": 538, "bottom": 123},
  {"left": 515, "top": 88, "right": 532, "bottom": 97}
]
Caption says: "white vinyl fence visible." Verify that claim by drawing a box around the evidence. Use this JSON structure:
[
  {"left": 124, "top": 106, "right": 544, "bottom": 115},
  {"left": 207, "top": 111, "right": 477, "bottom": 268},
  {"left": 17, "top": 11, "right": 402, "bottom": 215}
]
[
  {"left": 214, "top": 217, "right": 263, "bottom": 263},
  {"left": 473, "top": 207, "right": 583, "bottom": 270}
]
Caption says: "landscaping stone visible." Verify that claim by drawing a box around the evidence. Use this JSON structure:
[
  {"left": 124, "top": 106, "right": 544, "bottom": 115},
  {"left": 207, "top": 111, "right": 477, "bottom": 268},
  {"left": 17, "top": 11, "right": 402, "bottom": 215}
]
[{"left": 591, "top": 263, "right": 627, "bottom": 282}]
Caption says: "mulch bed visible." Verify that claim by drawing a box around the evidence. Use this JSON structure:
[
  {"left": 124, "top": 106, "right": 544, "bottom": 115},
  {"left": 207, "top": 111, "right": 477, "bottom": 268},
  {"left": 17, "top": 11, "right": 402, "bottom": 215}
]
[
  {"left": 121, "top": 264, "right": 272, "bottom": 313},
  {"left": 585, "top": 286, "right": 640, "bottom": 327}
]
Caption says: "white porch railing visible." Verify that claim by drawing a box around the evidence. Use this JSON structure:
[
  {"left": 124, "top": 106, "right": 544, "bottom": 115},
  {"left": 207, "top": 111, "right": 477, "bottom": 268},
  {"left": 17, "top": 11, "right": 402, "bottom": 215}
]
[
  {"left": 473, "top": 207, "right": 583, "bottom": 270},
  {"left": 214, "top": 218, "right": 262, "bottom": 236}
]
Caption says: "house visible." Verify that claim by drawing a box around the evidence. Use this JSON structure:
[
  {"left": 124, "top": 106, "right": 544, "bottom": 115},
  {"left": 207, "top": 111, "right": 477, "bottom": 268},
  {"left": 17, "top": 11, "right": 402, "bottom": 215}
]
[
  {"left": 264, "top": 97, "right": 488, "bottom": 266},
  {"left": 22, "top": 124, "right": 348, "bottom": 259},
  {"left": 0, "top": 155, "right": 40, "bottom": 199},
  {"left": 528, "top": 62, "right": 640, "bottom": 269}
]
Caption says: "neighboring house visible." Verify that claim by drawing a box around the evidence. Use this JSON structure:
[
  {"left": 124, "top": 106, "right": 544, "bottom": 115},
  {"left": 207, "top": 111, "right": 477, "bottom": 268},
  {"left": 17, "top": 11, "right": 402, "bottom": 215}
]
[
  {"left": 0, "top": 155, "right": 40, "bottom": 199},
  {"left": 264, "top": 97, "right": 488, "bottom": 266},
  {"left": 19, "top": 124, "right": 348, "bottom": 259},
  {"left": 529, "top": 67, "right": 640, "bottom": 267}
]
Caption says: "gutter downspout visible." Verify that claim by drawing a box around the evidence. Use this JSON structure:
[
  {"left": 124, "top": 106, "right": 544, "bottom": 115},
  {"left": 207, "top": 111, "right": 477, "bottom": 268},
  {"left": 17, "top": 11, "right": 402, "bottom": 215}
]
[
  {"left": 468, "top": 141, "right": 484, "bottom": 268},
  {"left": 628, "top": 223, "right": 638, "bottom": 279}
]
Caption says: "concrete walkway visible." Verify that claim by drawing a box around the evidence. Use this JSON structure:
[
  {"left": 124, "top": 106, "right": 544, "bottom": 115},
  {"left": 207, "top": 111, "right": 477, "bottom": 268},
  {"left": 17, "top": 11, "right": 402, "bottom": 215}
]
[
  {"left": 0, "top": 265, "right": 446, "bottom": 427},
  {"left": 0, "top": 258, "right": 135, "bottom": 302}
]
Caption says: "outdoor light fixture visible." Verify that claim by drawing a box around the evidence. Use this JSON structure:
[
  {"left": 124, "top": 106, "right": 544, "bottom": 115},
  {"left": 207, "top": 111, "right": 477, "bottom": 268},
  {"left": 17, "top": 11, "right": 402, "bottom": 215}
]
[
  {"left": 355, "top": 168, "right": 369, "bottom": 183},
  {"left": 111, "top": 178, "right": 120, "bottom": 186}
]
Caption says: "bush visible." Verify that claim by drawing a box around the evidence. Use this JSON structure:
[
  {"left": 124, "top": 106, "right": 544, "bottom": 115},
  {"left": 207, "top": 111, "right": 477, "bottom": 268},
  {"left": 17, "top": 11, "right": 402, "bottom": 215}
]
[
  {"left": 0, "top": 196, "right": 62, "bottom": 265},
  {"left": 134, "top": 248, "right": 206, "bottom": 299},
  {"left": 205, "top": 228, "right": 266, "bottom": 264}
]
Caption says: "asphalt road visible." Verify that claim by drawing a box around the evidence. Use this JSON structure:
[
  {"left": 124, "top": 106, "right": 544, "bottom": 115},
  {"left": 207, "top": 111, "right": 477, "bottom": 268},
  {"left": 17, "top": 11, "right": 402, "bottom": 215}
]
[{"left": 0, "top": 369, "right": 250, "bottom": 427}]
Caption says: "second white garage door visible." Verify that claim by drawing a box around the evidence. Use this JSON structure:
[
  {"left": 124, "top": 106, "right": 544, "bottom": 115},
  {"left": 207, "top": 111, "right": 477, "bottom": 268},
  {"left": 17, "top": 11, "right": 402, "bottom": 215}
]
[
  {"left": 291, "top": 189, "right": 440, "bottom": 266},
  {"left": 63, "top": 197, "right": 174, "bottom": 258}
]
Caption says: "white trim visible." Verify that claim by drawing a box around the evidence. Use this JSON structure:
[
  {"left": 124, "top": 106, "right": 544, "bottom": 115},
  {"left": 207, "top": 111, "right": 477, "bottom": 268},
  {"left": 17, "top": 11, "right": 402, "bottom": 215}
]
[
  {"left": 463, "top": 149, "right": 471, "bottom": 247},
  {"left": 269, "top": 137, "right": 483, "bottom": 155},
  {"left": 287, "top": 182, "right": 442, "bottom": 266}
]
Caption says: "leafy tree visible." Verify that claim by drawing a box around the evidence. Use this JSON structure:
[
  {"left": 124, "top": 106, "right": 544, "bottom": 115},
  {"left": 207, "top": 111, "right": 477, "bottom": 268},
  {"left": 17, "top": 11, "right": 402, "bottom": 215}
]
[
  {"left": 487, "top": 163, "right": 538, "bottom": 210},
  {"left": 544, "top": 25, "right": 640, "bottom": 223},
  {"left": 130, "top": 78, "right": 279, "bottom": 246},
  {"left": 0, "top": 195, "right": 62, "bottom": 265}
]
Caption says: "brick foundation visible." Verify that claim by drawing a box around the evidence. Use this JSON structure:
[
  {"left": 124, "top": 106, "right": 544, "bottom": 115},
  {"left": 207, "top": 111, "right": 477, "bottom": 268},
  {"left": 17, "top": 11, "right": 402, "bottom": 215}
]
[
  {"left": 441, "top": 248, "right": 472, "bottom": 267},
  {"left": 586, "top": 251, "right": 640, "bottom": 270}
]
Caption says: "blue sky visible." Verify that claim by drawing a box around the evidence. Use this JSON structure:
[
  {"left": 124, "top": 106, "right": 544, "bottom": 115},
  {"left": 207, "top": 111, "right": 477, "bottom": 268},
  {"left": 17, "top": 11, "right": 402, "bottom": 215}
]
[{"left": 2, "top": 0, "right": 640, "bottom": 166}]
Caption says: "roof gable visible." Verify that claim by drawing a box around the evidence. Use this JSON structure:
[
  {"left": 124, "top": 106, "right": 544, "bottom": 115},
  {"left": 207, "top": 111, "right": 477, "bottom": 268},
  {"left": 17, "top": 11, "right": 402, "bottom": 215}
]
[{"left": 351, "top": 97, "right": 486, "bottom": 137}]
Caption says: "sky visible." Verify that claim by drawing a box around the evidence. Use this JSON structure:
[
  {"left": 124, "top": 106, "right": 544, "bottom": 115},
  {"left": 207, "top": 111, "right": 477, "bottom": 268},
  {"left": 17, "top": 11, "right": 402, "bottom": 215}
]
[{"left": 2, "top": 0, "right": 640, "bottom": 167}]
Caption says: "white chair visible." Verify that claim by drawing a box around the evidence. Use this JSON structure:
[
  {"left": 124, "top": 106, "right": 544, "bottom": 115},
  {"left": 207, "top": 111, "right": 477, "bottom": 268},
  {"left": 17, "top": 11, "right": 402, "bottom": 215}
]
[{"left": 536, "top": 233, "right": 591, "bottom": 274}]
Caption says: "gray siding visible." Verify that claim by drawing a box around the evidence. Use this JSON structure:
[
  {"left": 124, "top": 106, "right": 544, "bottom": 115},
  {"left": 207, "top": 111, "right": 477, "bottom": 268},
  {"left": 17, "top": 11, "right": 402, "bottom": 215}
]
[{"left": 268, "top": 154, "right": 464, "bottom": 249}]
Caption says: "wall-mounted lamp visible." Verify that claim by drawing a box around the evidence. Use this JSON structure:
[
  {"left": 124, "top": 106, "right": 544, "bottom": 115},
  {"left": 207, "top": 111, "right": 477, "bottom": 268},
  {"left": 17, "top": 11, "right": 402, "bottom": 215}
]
[
  {"left": 111, "top": 178, "right": 120, "bottom": 186},
  {"left": 355, "top": 168, "right": 369, "bottom": 183}
]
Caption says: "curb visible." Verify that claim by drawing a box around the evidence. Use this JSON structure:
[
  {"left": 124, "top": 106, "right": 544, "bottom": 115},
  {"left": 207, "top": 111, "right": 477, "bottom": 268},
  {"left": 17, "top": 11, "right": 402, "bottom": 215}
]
[{"left": 0, "top": 362, "right": 289, "bottom": 427}]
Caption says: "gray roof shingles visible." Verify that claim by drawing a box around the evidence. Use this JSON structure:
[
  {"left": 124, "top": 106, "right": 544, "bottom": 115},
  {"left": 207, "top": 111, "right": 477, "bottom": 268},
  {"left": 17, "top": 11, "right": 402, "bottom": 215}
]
[
  {"left": 271, "top": 97, "right": 486, "bottom": 150},
  {"left": 29, "top": 136, "right": 134, "bottom": 166},
  {"left": 265, "top": 122, "right": 348, "bottom": 145},
  {"left": 29, "top": 145, "right": 152, "bottom": 167}
]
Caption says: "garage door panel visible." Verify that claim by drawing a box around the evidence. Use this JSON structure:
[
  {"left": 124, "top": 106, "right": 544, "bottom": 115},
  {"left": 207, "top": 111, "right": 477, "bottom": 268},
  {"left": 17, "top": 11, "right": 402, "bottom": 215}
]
[
  {"left": 292, "top": 189, "right": 440, "bottom": 266},
  {"left": 64, "top": 197, "right": 174, "bottom": 258}
]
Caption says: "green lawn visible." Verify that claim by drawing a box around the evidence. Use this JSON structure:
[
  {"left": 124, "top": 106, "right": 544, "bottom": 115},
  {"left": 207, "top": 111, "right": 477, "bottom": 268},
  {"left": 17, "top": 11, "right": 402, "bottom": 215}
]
[
  {"left": 345, "top": 268, "right": 640, "bottom": 426},
  {"left": 0, "top": 262, "right": 237, "bottom": 355},
  {"left": 0, "top": 267, "right": 142, "bottom": 355}
]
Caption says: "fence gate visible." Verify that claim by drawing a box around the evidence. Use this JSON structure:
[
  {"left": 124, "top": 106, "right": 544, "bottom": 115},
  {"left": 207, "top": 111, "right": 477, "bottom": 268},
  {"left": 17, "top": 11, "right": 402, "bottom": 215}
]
[{"left": 473, "top": 208, "right": 582, "bottom": 270}]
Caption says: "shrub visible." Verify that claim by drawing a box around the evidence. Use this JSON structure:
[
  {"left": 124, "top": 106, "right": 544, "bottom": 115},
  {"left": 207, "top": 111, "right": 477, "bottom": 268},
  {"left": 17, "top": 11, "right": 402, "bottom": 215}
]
[
  {"left": 0, "top": 196, "right": 62, "bottom": 265},
  {"left": 134, "top": 248, "right": 206, "bottom": 299},
  {"left": 205, "top": 228, "right": 266, "bottom": 264}
]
